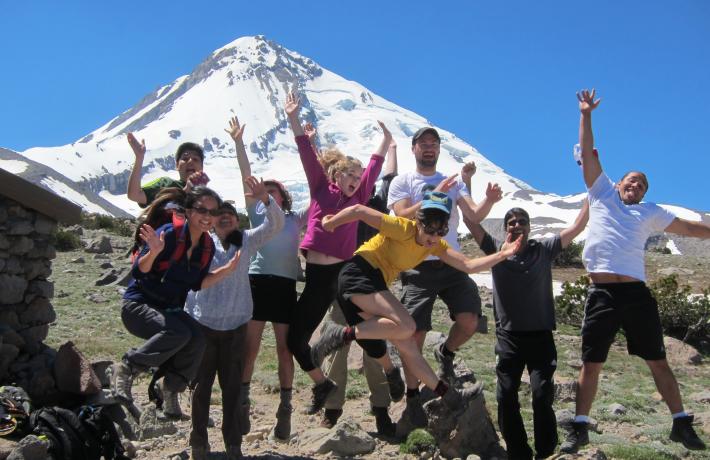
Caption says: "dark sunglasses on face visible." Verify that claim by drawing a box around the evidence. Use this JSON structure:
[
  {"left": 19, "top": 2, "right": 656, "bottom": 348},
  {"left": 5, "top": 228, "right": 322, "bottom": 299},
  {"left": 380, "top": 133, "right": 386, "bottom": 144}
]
[
  {"left": 189, "top": 206, "right": 222, "bottom": 216},
  {"left": 507, "top": 218, "right": 529, "bottom": 227},
  {"left": 422, "top": 225, "right": 448, "bottom": 237}
]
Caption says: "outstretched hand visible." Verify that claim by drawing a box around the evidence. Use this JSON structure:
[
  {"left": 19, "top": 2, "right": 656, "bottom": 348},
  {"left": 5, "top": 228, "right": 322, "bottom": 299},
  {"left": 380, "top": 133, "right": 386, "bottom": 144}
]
[
  {"left": 285, "top": 90, "right": 301, "bottom": 117},
  {"left": 304, "top": 122, "right": 317, "bottom": 141},
  {"left": 186, "top": 171, "right": 210, "bottom": 191},
  {"left": 577, "top": 89, "right": 601, "bottom": 114},
  {"left": 377, "top": 120, "right": 392, "bottom": 142},
  {"left": 127, "top": 133, "right": 146, "bottom": 158},
  {"left": 485, "top": 182, "right": 503, "bottom": 202},
  {"left": 322, "top": 215, "right": 336, "bottom": 232},
  {"left": 434, "top": 174, "right": 459, "bottom": 194},
  {"left": 224, "top": 116, "right": 246, "bottom": 142},
  {"left": 244, "top": 176, "right": 269, "bottom": 204},
  {"left": 501, "top": 232, "right": 523, "bottom": 257},
  {"left": 139, "top": 224, "right": 165, "bottom": 255},
  {"left": 461, "top": 162, "right": 476, "bottom": 184}
]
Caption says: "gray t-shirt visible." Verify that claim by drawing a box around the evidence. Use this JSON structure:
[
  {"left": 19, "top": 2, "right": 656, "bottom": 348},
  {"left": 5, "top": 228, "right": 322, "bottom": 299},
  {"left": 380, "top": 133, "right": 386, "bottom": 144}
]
[{"left": 480, "top": 233, "right": 561, "bottom": 331}]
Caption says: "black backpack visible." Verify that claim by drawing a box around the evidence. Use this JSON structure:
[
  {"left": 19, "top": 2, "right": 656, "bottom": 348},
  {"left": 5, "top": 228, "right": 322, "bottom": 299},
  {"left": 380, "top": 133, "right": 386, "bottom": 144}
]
[{"left": 30, "top": 405, "right": 129, "bottom": 460}]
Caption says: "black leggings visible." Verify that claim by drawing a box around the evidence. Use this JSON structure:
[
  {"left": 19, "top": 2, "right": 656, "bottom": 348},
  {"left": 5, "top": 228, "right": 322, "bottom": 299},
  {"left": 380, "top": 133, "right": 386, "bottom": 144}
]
[{"left": 287, "top": 262, "right": 345, "bottom": 371}]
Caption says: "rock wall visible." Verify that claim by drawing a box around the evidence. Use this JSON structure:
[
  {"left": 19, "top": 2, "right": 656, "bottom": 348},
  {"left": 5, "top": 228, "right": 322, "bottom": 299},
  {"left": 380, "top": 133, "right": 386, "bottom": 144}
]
[{"left": 0, "top": 196, "right": 59, "bottom": 402}]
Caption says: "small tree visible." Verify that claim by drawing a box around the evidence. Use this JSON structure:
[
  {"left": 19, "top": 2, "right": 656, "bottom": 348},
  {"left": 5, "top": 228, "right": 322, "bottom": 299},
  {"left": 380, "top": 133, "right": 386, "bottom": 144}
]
[
  {"left": 554, "top": 275, "right": 589, "bottom": 327},
  {"left": 553, "top": 241, "right": 584, "bottom": 267}
]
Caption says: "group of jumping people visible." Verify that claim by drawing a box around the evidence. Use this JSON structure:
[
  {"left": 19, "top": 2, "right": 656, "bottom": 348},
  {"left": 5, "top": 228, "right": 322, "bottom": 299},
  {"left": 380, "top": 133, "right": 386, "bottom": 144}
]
[{"left": 108, "top": 88, "right": 708, "bottom": 459}]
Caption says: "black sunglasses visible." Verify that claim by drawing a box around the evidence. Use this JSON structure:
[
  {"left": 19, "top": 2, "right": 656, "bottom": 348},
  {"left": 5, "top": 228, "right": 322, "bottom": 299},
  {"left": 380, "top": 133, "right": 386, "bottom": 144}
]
[
  {"left": 188, "top": 206, "right": 222, "bottom": 217},
  {"left": 507, "top": 218, "right": 529, "bottom": 227},
  {"left": 421, "top": 225, "right": 448, "bottom": 237}
]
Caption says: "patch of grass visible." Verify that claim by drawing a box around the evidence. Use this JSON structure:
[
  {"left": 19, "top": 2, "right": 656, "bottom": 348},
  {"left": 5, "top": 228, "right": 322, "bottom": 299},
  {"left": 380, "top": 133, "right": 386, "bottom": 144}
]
[
  {"left": 399, "top": 428, "right": 436, "bottom": 454},
  {"left": 605, "top": 444, "right": 678, "bottom": 460}
]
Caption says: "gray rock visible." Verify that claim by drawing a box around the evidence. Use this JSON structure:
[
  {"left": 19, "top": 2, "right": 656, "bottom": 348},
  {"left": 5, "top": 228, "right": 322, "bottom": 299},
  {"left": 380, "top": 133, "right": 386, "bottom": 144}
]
[
  {"left": 20, "top": 297, "right": 56, "bottom": 325},
  {"left": 54, "top": 341, "right": 102, "bottom": 395},
  {"left": 33, "top": 215, "right": 56, "bottom": 235},
  {"left": 65, "top": 224, "right": 84, "bottom": 236},
  {"left": 7, "top": 220, "right": 33, "bottom": 236},
  {"left": 8, "top": 237, "right": 33, "bottom": 255},
  {"left": 87, "top": 293, "right": 110, "bottom": 303},
  {"left": 658, "top": 267, "right": 695, "bottom": 276},
  {"left": 95, "top": 269, "right": 121, "bottom": 286},
  {"left": 22, "top": 259, "right": 51, "bottom": 280},
  {"left": 664, "top": 336, "right": 702, "bottom": 365},
  {"left": 607, "top": 403, "right": 627, "bottom": 415},
  {"left": 85, "top": 236, "right": 114, "bottom": 254},
  {"left": 92, "top": 360, "right": 114, "bottom": 388},
  {"left": 0, "top": 234, "right": 9, "bottom": 250},
  {"left": 691, "top": 390, "right": 710, "bottom": 404},
  {"left": 70, "top": 256, "right": 86, "bottom": 263},
  {"left": 26, "top": 280, "right": 53, "bottom": 299},
  {"left": 137, "top": 405, "right": 178, "bottom": 440},
  {"left": 298, "top": 417, "right": 375, "bottom": 456},
  {"left": 0, "top": 274, "right": 28, "bottom": 304},
  {"left": 3, "top": 257, "right": 22, "bottom": 275},
  {"left": 100, "top": 261, "right": 114, "bottom": 269},
  {"left": 6, "top": 435, "right": 48, "bottom": 460},
  {"left": 0, "top": 437, "right": 17, "bottom": 460}
]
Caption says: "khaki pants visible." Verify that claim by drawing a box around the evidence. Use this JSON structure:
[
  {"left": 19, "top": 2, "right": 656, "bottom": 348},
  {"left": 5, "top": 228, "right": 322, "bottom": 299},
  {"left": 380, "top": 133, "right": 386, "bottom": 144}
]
[{"left": 323, "top": 302, "right": 391, "bottom": 409}]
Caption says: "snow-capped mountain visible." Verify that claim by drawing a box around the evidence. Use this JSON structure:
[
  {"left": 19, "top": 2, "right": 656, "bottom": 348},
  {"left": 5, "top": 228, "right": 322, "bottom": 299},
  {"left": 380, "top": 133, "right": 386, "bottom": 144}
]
[{"left": 14, "top": 35, "right": 709, "bottom": 252}]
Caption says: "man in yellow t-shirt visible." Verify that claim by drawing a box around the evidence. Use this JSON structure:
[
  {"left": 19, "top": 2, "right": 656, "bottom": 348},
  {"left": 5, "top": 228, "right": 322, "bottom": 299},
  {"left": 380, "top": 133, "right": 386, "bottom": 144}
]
[{"left": 310, "top": 191, "right": 521, "bottom": 421}]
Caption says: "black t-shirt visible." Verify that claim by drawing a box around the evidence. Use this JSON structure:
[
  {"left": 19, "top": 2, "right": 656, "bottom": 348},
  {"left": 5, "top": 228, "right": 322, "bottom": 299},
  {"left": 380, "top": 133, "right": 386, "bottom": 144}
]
[
  {"left": 357, "top": 173, "right": 397, "bottom": 246},
  {"left": 479, "top": 232, "right": 561, "bottom": 331}
]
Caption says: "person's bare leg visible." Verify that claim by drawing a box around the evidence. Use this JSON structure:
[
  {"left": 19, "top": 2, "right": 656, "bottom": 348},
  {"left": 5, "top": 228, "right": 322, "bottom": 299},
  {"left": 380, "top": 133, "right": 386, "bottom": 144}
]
[
  {"left": 350, "top": 291, "right": 416, "bottom": 341},
  {"left": 575, "top": 362, "right": 603, "bottom": 416},
  {"left": 403, "top": 331, "right": 426, "bottom": 389},
  {"left": 646, "top": 359, "right": 684, "bottom": 414},
  {"left": 273, "top": 323, "right": 295, "bottom": 389},
  {"left": 390, "top": 337, "right": 440, "bottom": 390},
  {"left": 242, "top": 320, "right": 266, "bottom": 383}
]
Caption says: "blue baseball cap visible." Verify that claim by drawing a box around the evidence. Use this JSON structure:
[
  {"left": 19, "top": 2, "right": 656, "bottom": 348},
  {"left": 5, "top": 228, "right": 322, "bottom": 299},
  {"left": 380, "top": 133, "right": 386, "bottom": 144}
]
[{"left": 421, "top": 191, "right": 452, "bottom": 214}]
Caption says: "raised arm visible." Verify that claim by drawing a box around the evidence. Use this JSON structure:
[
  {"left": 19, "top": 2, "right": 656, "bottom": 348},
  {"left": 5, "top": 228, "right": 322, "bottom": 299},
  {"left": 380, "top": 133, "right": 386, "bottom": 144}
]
[
  {"left": 462, "top": 182, "right": 502, "bottom": 245},
  {"left": 664, "top": 218, "right": 710, "bottom": 239},
  {"left": 461, "top": 161, "right": 476, "bottom": 194},
  {"left": 126, "top": 133, "right": 148, "bottom": 205},
  {"left": 373, "top": 121, "right": 393, "bottom": 159},
  {"left": 383, "top": 138, "right": 398, "bottom": 177},
  {"left": 225, "top": 115, "right": 254, "bottom": 205},
  {"left": 304, "top": 122, "right": 320, "bottom": 157},
  {"left": 200, "top": 250, "right": 241, "bottom": 290},
  {"left": 243, "top": 177, "right": 285, "bottom": 249},
  {"left": 135, "top": 224, "right": 165, "bottom": 273},
  {"left": 559, "top": 198, "right": 590, "bottom": 248},
  {"left": 322, "top": 204, "right": 384, "bottom": 233},
  {"left": 439, "top": 233, "right": 522, "bottom": 273},
  {"left": 285, "top": 90, "right": 305, "bottom": 137},
  {"left": 577, "top": 89, "right": 603, "bottom": 188}
]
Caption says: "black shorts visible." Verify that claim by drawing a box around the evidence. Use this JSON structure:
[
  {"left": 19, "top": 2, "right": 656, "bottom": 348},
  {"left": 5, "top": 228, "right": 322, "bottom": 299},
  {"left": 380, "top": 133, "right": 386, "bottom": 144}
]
[
  {"left": 400, "top": 260, "right": 482, "bottom": 331},
  {"left": 249, "top": 274, "right": 297, "bottom": 324},
  {"left": 581, "top": 282, "right": 666, "bottom": 362},
  {"left": 336, "top": 255, "right": 389, "bottom": 326}
]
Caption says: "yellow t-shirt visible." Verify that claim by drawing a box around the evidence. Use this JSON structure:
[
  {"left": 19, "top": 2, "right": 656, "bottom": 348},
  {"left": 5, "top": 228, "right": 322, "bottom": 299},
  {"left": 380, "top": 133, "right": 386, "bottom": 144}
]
[{"left": 355, "top": 214, "right": 449, "bottom": 285}]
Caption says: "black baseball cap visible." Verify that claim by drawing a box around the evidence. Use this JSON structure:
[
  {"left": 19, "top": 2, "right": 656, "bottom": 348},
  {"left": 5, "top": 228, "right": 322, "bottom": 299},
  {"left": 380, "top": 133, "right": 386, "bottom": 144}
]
[{"left": 411, "top": 127, "right": 441, "bottom": 145}]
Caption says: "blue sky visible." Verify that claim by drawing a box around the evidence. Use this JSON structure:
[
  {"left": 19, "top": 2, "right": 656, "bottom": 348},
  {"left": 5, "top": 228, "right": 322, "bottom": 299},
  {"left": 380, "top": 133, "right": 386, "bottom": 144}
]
[{"left": 2, "top": 0, "right": 709, "bottom": 210}]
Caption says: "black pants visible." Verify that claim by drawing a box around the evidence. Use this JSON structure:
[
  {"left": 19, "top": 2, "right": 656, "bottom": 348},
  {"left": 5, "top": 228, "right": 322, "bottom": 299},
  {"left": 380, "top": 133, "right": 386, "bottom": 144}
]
[
  {"left": 287, "top": 262, "right": 345, "bottom": 371},
  {"left": 190, "top": 323, "right": 247, "bottom": 448},
  {"left": 495, "top": 329, "right": 557, "bottom": 460}
]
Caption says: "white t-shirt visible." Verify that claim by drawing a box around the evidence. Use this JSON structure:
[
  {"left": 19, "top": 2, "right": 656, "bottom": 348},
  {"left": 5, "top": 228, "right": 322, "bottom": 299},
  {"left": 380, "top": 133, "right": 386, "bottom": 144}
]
[
  {"left": 583, "top": 173, "right": 675, "bottom": 281},
  {"left": 387, "top": 171, "right": 470, "bottom": 255}
]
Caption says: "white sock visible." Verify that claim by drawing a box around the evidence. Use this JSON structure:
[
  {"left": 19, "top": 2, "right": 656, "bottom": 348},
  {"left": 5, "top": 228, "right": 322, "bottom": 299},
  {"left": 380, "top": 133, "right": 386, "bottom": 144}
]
[
  {"left": 672, "top": 411, "right": 689, "bottom": 419},
  {"left": 574, "top": 415, "right": 590, "bottom": 424}
]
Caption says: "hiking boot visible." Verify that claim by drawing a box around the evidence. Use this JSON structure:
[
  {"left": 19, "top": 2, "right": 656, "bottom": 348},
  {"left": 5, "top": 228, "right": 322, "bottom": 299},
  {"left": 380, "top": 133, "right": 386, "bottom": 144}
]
[
  {"left": 160, "top": 382, "right": 189, "bottom": 421},
  {"left": 401, "top": 396, "right": 428, "bottom": 428},
  {"left": 320, "top": 408, "right": 343, "bottom": 428},
  {"left": 239, "top": 400, "right": 251, "bottom": 435},
  {"left": 310, "top": 321, "right": 348, "bottom": 367},
  {"left": 274, "top": 402, "right": 293, "bottom": 440},
  {"left": 190, "top": 445, "right": 208, "bottom": 460},
  {"left": 434, "top": 342, "right": 456, "bottom": 383},
  {"left": 307, "top": 379, "right": 337, "bottom": 415},
  {"left": 560, "top": 421, "right": 589, "bottom": 454},
  {"left": 385, "top": 367, "right": 405, "bottom": 402},
  {"left": 440, "top": 381, "right": 483, "bottom": 410},
  {"left": 110, "top": 360, "right": 136, "bottom": 402},
  {"left": 670, "top": 415, "right": 706, "bottom": 450},
  {"left": 372, "top": 406, "right": 396, "bottom": 437},
  {"left": 226, "top": 444, "right": 243, "bottom": 460}
]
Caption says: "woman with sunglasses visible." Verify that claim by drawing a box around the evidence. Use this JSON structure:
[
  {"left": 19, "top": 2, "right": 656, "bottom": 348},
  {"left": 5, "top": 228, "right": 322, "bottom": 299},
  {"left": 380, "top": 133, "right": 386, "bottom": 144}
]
[
  {"left": 111, "top": 186, "right": 241, "bottom": 418},
  {"left": 310, "top": 191, "right": 522, "bottom": 413}
]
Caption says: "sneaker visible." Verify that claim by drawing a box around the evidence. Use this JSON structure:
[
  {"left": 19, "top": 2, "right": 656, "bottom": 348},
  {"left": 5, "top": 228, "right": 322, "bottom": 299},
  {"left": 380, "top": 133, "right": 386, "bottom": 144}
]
[
  {"left": 560, "top": 421, "right": 589, "bottom": 454},
  {"left": 670, "top": 415, "right": 706, "bottom": 450},
  {"left": 385, "top": 367, "right": 405, "bottom": 402},
  {"left": 307, "top": 379, "right": 337, "bottom": 415},
  {"left": 239, "top": 400, "right": 251, "bottom": 435},
  {"left": 274, "top": 402, "right": 293, "bottom": 440},
  {"left": 110, "top": 360, "right": 136, "bottom": 402},
  {"left": 320, "top": 408, "right": 343, "bottom": 428},
  {"left": 440, "top": 381, "right": 483, "bottom": 409},
  {"left": 190, "top": 445, "right": 208, "bottom": 460},
  {"left": 226, "top": 444, "right": 243, "bottom": 460},
  {"left": 372, "top": 406, "right": 396, "bottom": 437},
  {"left": 434, "top": 342, "right": 456, "bottom": 383},
  {"left": 159, "top": 382, "right": 189, "bottom": 421},
  {"left": 401, "top": 395, "right": 428, "bottom": 428},
  {"left": 310, "top": 321, "right": 348, "bottom": 367}
]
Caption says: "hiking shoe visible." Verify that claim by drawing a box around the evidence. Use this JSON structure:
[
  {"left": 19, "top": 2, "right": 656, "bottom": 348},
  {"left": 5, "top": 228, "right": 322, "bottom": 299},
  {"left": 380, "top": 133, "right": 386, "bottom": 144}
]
[
  {"left": 440, "top": 381, "right": 483, "bottom": 409},
  {"left": 110, "top": 360, "right": 136, "bottom": 402},
  {"left": 385, "top": 367, "right": 405, "bottom": 402},
  {"left": 310, "top": 321, "right": 348, "bottom": 367},
  {"left": 239, "top": 400, "right": 251, "bottom": 435},
  {"left": 670, "top": 415, "right": 706, "bottom": 450},
  {"left": 401, "top": 395, "right": 428, "bottom": 428},
  {"left": 274, "top": 402, "right": 293, "bottom": 440},
  {"left": 307, "top": 379, "right": 337, "bottom": 415},
  {"left": 320, "top": 408, "right": 343, "bottom": 429},
  {"left": 434, "top": 342, "right": 456, "bottom": 383},
  {"left": 226, "top": 444, "right": 243, "bottom": 459},
  {"left": 372, "top": 406, "right": 396, "bottom": 437},
  {"left": 190, "top": 445, "right": 209, "bottom": 460},
  {"left": 160, "top": 382, "right": 189, "bottom": 421},
  {"left": 560, "top": 421, "right": 589, "bottom": 454}
]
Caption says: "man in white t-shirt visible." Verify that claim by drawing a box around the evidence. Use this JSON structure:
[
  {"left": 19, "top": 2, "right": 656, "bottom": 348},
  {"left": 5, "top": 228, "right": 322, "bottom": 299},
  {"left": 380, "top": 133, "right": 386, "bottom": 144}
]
[
  {"left": 562, "top": 90, "right": 709, "bottom": 453},
  {"left": 387, "top": 127, "right": 498, "bottom": 426}
]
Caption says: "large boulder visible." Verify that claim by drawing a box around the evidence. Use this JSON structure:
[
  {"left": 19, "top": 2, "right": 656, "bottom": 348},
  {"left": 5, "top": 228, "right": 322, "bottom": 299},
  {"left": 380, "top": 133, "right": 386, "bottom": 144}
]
[
  {"left": 298, "top": 417, "right": 375, "bottom": 456},
  {"left": 53, "top": 341, "right": 101, "bottom": 395},
  {"left": 85, "top": 236, "right": 113, "bottom": 254},
  {"left": 664, "top": 336, "right": 702, "bottom": 366}
]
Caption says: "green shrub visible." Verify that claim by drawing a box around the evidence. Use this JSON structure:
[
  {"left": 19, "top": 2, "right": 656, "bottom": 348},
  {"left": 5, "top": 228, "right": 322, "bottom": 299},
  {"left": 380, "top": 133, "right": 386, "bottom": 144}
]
[
  {"left": 399, "top": 428, "right": 436, "bottom": 454},
  {"left": 605, "top": 444, "right": 677, "bottom": 460},
  {"left": 553, "top": 241, "right": 584, "bottom": 267},
  {"left": 554, "top": 275, "right": 589, "bottom": 327},
  {"left": 650, "top": 275, "right": 709, "bottom": 344},
  {"left": 52, "top": 229, "right": 83, "bottom": 251},
  {"left": 81, "top": 212, "right": 135, "bottom": 237}
]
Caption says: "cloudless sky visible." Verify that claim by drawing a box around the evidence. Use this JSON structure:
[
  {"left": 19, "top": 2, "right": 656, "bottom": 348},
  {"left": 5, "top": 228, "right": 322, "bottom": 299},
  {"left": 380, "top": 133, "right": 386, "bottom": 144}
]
[{"left": 2, "top": 0, "right": 709, "bottom": 209}]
